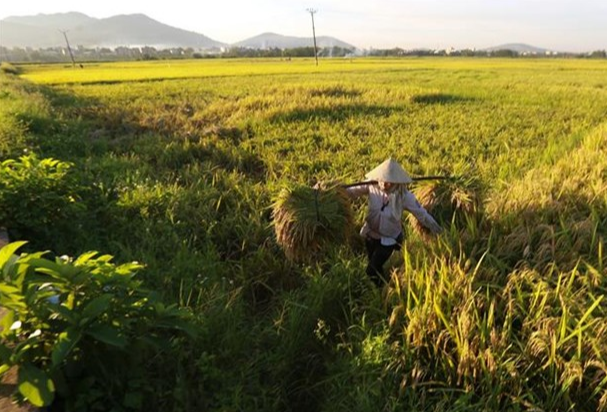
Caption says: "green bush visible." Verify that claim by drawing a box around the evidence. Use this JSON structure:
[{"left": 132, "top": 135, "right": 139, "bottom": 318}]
[
  {"left": 0, "top": 243, "right": 195, "bottom": 411},
  {"left": 0, "top": 62, "right": 20, "bottom": 75},
  {"left": 0, "top": 154, "right": 86, "bottom": 250},
  {"left": 0, "top": 115, "right": 28, "bottom": 159}
]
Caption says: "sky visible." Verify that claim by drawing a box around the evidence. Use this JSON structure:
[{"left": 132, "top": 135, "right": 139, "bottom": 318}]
[{"left": 1, "top": 0, "right": 606, "bottom": 52}]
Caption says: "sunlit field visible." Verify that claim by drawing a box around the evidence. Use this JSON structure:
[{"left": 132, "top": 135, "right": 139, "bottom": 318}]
[
  {"left": 22, "top": 57, "right": 607, "bottom": 85},
  {"left": 2, "top": 57, "right": 607, "bottom": 411}
]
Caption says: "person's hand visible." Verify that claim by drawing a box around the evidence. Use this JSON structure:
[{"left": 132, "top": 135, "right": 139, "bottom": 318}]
[{"left": 427, "top": 220, "right": 443, "bottom": 235}]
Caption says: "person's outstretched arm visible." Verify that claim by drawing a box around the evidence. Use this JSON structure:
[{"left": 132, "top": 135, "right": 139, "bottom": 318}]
[
  {"left": 345, "top": 183, "right": 370, "bottom": 199},
  {"left": 402, "top": 191, "right": 442, "bottom": 234}
]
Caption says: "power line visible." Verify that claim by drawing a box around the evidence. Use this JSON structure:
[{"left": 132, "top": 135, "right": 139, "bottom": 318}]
[{"left": 306, "top": 8, "right": 319, "bottom": 66}]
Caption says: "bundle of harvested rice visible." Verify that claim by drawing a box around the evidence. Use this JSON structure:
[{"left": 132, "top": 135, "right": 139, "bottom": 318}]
[
  {"left": 407, "top": 176, "right": 481, "bottom": 239},
  {"left": 272, "top": 182, "right": 354, "bottom": 262}
]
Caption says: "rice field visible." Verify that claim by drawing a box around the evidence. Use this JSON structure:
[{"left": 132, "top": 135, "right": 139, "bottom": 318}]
[{"left": 1, "top": 57, "right": 607, "bottom": 411}]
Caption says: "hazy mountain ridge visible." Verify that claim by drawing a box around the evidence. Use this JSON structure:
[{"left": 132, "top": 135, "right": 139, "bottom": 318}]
[
  {"left": 1, "top": 13, "right": 558, "bottom": 52},
  {"left": 1, "top": 13, "right": 225, "bottom": 49},
  {"left": 1, "top": 21, "right": 66, "bottom": 48},
  {"left": 5, "top": 12, "right": 96, "bottom": 29},
  {"left": 0, "top": 12, "right": 354, "bottom": 50},
  {"left": 483, "top": 43, "right": 552, "bottom": 53},
  {"left": 234, "top": 32, "right": 354, "bottom": 49}
]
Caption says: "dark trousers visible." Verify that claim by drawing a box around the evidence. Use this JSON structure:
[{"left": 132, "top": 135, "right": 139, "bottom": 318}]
[{"left": 365, "top": 234, "right": 403, "bottom": 286}]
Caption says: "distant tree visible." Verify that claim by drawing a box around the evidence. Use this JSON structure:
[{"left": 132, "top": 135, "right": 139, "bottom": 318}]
[
  {"left": 589, "top": 50, "right": 606, "bottom": 58},
  {"left": 318, "top": 46, "right": 354, "bottom": 57},
  {"left": 368, "top": 47, "right": 405, "bottom": 57},
  {"left": 493, "top": 49, "right": 518, "bottom": 58},
  {"left": 283, "top": 47, "right": 316, "bottom": 58},
  {"left": 460, "top": 49, "right": 479, "bottom": 57}
]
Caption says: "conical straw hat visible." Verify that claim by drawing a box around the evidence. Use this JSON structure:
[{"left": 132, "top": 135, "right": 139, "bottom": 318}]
[{"left": 365, "top": 158, "right": 412, "bottom": 184}]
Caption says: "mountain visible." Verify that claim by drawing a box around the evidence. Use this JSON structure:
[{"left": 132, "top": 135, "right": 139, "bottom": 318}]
[
  {"left": 0, "top": 13, "right": 225, "bottom": 49},
  {"left": 4, "top": 12, "right": 96, "bottom": 29},
  {"left": 0, "top": 12, "right": 355, "bottom": 51},
  {"left": 67, "top": 14, "right": 225, "bottom": 49},
  {"left": 0, "top": 21, "right": 65, "bottom": 48},
  {"left": 484, "top": 43, "right": 552, "bottom": 54},
  {"left": 233, "top": 32, "right": 355, "bottom": 50}
]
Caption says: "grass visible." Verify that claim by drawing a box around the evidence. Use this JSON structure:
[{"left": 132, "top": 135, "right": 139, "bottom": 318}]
[{"left": 1, "top": 56, "right": 607, "bottom": 411}]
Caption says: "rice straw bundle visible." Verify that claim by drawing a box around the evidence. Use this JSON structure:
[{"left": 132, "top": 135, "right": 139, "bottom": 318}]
[
  {"left": 407, "top": 176, "right": 481, "bottom": 239},
  {"left": 272, "top": 183, "right": 354, "bottom": 262}
]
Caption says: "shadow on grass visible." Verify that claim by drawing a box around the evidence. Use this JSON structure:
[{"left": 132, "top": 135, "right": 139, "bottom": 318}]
[
  {"left": 411, "top": 93, "right": 475, "bottom": 105},
  {"left": 34, "top": 85, "right": 268, "bottom": 180},
  {"left": 271, "top": 103, "right": 401, "bottom": 123},
  {"left": 308, "top": 85, "right": 362, "bottom": 99}
]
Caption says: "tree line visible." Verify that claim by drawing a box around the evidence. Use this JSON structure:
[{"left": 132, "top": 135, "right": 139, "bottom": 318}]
[{"left": 1, "top": 45, "right": 605, "bottom": 64}]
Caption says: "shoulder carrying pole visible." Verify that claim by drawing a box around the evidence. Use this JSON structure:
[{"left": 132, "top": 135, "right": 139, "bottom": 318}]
[{"left": 342, "top": 176, "right": 451, "bottom": 189}]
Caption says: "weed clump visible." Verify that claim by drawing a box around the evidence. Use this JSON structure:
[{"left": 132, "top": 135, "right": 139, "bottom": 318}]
[{"left": 0, "top": 62, "right": 20, "bottom": 75}]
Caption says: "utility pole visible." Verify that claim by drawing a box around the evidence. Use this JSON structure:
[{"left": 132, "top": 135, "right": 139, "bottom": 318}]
[
  {"left": 59, "top": 30, "right": 76, "bottom": 67},
  {"left": 306, "top": 8, "right": 319, "bottom": 66}
]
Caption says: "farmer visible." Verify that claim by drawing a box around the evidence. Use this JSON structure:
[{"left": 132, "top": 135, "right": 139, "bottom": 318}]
[{"left": 347, "top": 158, "right": 442, "bottom": 286}]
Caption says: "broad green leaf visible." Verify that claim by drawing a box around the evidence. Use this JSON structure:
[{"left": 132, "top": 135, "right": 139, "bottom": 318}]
[
  {"left": 2, "top": 253, "right": 22, "bottom": 279},
  {"left": 26, "top": 258, "right": 66, "bottom": 281},
  {"left": 115, "top": 262, "right": 144, "bottom": 276},
  {"left": 51, "top": 327, "right": 82, "bottom": 367},
  {"left": 0, "top": 342, "right": 12, "bottom": 362},
  {"left": 12, "top": 259, "right": 33, "bottom": 287},
  {"left": 0, "top": 363, "right": 10, "bottom": 375},
  {"left": 0, "top": 283, "right": 20, "bottom": 295},
  {"left": 65, "top": 292, "right": 75, "bottom": 310},
  {"left": 96, "top": 254, "right": 114, "bottom": 263},
  {"left": 54, "top": 305, "right": 76, "bottom": 323},
  {"left": 81, "top": 294, "right": 112, "bottom": 319},
  {"left": 0, "top": 241, "right": 27, "bottom": 269},
  {"left": 74, "top": 251, "right": 98, "bottom": 266},
  {"left": 86, "top": 324, "right": 127, "bottom": 348},
  {"left": 0, "top": 310, "right": 15, "bottom": 337},
  {"left": 18, "top": 363, "right": 55, "bottom": 407}
]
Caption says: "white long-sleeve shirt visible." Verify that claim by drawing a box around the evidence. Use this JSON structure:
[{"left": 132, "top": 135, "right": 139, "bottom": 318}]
[{"left": 346, "top": 183, "right": 441, "bottom": 245}]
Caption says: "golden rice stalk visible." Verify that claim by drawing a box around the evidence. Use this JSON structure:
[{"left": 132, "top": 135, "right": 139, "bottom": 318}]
[
  {"left": 407, "top": 176, "right": 481, "bottom": 239},
  {"left": 271, "top": 183, "right": 354, "bottom": 262}
]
